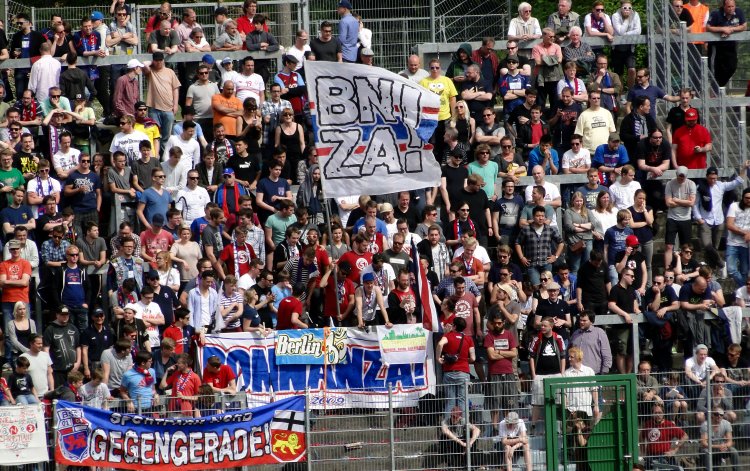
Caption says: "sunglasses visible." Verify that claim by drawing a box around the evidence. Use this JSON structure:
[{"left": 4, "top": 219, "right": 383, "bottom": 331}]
[
  {"left": 188, "top": 176, "right": 199, "bottom": 180},
  {"left": 540, "top": 278, "right": 549, "bottom": 282},
  {"left": 80, "top": 159, "right": 91, "bottom": 163},
  {"left": 50, "top": 95, "right": 61, "bottom": 98}
]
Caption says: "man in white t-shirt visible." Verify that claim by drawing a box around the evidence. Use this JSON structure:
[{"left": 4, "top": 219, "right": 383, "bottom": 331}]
[
  {"left": 162, "top": 120, "right": 201, "bottom": 165},
  {"left": 286, "top": 30, "right": 311, "bottom": 71},
  {"left": 609, "top": 164, "right": 641, "bottom": 210},
  {"left": 134, "top": 286, "right": 165, "bottom": 349},
  {"left": 27, "top": 159, "right": 61, "bottom": 217},
  {"left": 110, "top": 114, "right": 150, "bottom": 166},
  {"left": 52, "top": 133, "right": 82, "bottom": 180},
  {"left": 234, "top": 56, "right": 265, "bottom": 106},
  {"left": 20, "top": 335, "right": 53, "bottom": 397},
  {"left": 175, "top": 168, "right": 211, "bottom": 226},
  {"left": 561, "top": 134, "right": 591, "bottom": 174},
  {"left": 524, "top": 164, "right": 562, "bottom": 207}
]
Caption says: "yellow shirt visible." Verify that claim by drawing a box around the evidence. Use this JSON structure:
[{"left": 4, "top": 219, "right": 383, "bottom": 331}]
[
  {"left": 134, "top": 122, "right": 162, "bottom": 152},
  {"left": 420, "top": 76, "right": 458, "bottom": 121}
]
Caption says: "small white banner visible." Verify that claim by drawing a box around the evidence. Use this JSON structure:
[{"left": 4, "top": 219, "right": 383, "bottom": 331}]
[
  {"left": 377, "top": 324, "right": 429, "bottom": 364},
  {"left": 0, "top": 404, "right": 48, "bottom": 465}
]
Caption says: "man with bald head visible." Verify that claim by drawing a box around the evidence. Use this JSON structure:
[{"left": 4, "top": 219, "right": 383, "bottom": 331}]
[
  {"left": 524, "top": 165, "right": 562, "bottom": 208},
  {"left": 399, "top": 54, "right": 429, "bottom": 83},
  {"left": 211, "top": 80, "right": 243, "bottom": 138},
  {"left": 678, "top": 276, "right": 715, "bottom": 353}
]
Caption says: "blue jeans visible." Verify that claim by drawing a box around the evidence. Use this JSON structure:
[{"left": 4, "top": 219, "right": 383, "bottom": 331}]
[
  {"left": 16, "top": 394, "right": 39, "bottom": 404},
  {"left": 567, "top": 240, "right": 592, "bottom": 275},
  {"left": 726, "top": 245, "right": 749, "bottom": 288},
  {"left": 527, "top": 263, "right": 553, "bottom": 286},
  {"left": 442, "top": 370, "right": 469, "bottom": 418},
  {"left": 14, "top": 69, "right": 29, "bottom": 98},
  {"left": 148, "top": 108, "right": 174, "bottom": 149},
  {"left": 68, "top": 305, "right": 89, "bottom": 334}
]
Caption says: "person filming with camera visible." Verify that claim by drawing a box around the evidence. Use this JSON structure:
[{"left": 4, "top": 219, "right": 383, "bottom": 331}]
[{"left": 437, "top": 317, "right": 476, "bottom": 420}]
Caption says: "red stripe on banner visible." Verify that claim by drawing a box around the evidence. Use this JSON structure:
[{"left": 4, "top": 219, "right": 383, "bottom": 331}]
[
  {"left": 399, "top": 143, "right": 407, "bottom": 151},
  {"left": 308, "top": 101, "right": 315, "bottom": 110},
  {"left": 317, "top": 147, "right": 333, "bottom": 156},
  {"left": 393, "top": 104, "right": 400, "bottom": 112},
  {"left": 354, "top": 146, "right": 366, "bottom": 154},
  {"left": 423, "top": 144, "right": 434, "bottom": 151},
  {"left": 423, "top": 107, "right": 440, "bottom": 114}
]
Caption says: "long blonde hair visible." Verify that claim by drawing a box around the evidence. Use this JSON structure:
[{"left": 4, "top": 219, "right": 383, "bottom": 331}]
[
  {"left": 571, "top": 191, "right": 588, "bottom": 219},
  {"left": 450, "top": 100, "right": 471, "bottom": 128}
]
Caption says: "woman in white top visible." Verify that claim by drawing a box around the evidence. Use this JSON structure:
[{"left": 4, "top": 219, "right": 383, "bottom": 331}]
[
  {"left": 155, "top": 250, "right": 181, "bottom": 292},
  {"left": 591, "top": 190, "right": 616, "bottom": 254},
  {"left": 170, "top": 225, "right": 203, "bottom": 285},
  {"left": 684, "top": 344, "right": 720, "bottom": 399}
]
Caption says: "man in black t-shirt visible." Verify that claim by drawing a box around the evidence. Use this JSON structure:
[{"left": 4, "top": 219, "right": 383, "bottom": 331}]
[
  {"left": 576, "top": 250, "right": 610, "bottom": 317},
  {"left": 608, "top": 268, "right": 640, "bottom": 374},
  {"left": 644, "top": 273, "right": 680, "bottom": 371},
  {"left": 615, "top": 235, "right": 647, "bottom": 303},
  {"left": 309, "top": 21, "right": 341, "bottom": 62},
  {"left": 227, "top": 137, "right": 261, "bottom": 190}
]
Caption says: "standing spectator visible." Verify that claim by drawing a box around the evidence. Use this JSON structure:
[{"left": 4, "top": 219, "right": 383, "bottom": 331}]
[
  {"left": 609, "top": 165, "right": 641, "bottom": 210},
  {"left": 563, "top": 346, "right": 599, "bottom": 421},
  {"left": 531, "top": 28, "right": 563, "bottom": 110},
  {"left": 212, "top": 81, "right": 243, "bottom": 138},
  {"left": 620, "top": 96, "right": 656, "bottom": 159},
  {"left": 484, "top": 309, "right": 519, "bottom": 425},
  {"left": 80, "top": 308, "right": 113, "bottom": 381},
  {"left": 635, "top": 129, "right": 671, "bottom": 211},
  {"left": 109, "top": 6, "right": 139, "bottom": 86},
  {"left": 20, "top": 335, "right": 53, "bottom": 397},
  {"left": 144, "top": 52, "right": 181, "bottom": 148},
  {"left": 664, "top": 166, "right": 696, "bottom": 270},
  {"left": 665, "top": 88, "right": 695, "bottom": 142},
  {"left": 507, "top": 2, "right": 543, "bottom": 45},
  {"left": 529, "top": 316, "right": 566, "bottom": 429},
  {"left": 562, "top": 27, "right": 595, "bottom": 74},
  {"left": 608, "top": 268, "right": 640, "bottom": 373},
  {"left": 161, "top": 353, "right": 202, "bottom": 417},
  {"left": 576, "top": 251, "right": 610, "bottom": 317},
  {"left": 235, "top": 56, "right": 265, "bottom": 107},
  {"left": 694, "top": 166, "right": 746, "bottom": 269},
  {"left": 28, "top": 43, "right": 60, "bottom": 103},
  {"left": 726, "top": 188, "right": 750, "bottom": 287},
  {"left": 436, "top": 317, "right": 475, "bottom": 418},
  {"left": 584, "top": 1, "right": 614, "bottom": 55},
  {"left": 611, "top": 2, "right": 642, "bottom": 88},
  {"left": 420, "top": 59, "right": 458, "bottom": 162},
  {"left": 137, "top": 168, "right": 172, "bottom": 231},
  {"left": 60, "top": 245, "right": 88, "bottom": 333},
  {"left": 706, "top": 0, "right": 746, "bottom": 87},
  {"left": 63, "top": 154, "right": 101, "bottom": 237},
  {"left": 10, "top": 13, "right": 46, "bottom": 98},
  {"left": 43, "top": 307, "right": 80, "bottom": 388},
  {"left": 148, "top": 20, "right": 180, "bottom": 55},
  {"left": 310, "top": 21, "right": 341, "bottom": 62},
  {"left": 569, "top": 310, "right": 612, "bottom": 374},
  {"left": 110, "top": 114, "right": 149, "bottom": 166},
  {"left": 336, "top": 0, "right": 358, "bottom": 63},
  {"left": 548, "top": 0, "right": 580, "bottom": 38},
  {"left": 186, "top": 65, "right": 220, "bottom": 138},
  {"left": 100, "top": 339, "right": 133, "bottom": 397},
  {"left": 515, "top": 206, "right": 564, "bottom": 286},
  {"left": 574, "top": 90, "right": 616, "bottom": 154},
  {"left": 120, "top": 351, "right": 158, "bottom": 413},
  {"left": 671, "top": 108, "right": 712, "bottom": 169},
  {"left": 626, "top": 68, "right": 679, "bottom": 119}
]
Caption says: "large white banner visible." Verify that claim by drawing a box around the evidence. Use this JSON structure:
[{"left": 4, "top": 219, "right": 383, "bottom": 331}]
[
  {"left": 377, "top": 324, "right": 429, "bottom": 365},
  {"left": 305, "top": 61, "right": 442, "bottom": 198},
  {"left": 0, "top": 404, "right": 48, "bottom": 465}
]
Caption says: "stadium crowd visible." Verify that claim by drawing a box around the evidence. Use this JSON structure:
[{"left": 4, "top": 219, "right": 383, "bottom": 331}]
[{"left": 0, "top": 0, "right": 747, "bottom": 466}]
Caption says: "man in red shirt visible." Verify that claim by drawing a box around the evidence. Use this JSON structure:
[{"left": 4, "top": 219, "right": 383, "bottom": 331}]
[
  {"left": 484, "top": 307, "right": 519, "bottom": 427},
  {"left": 671, "top": 108, "right": 712, "bottom": 169},
  {"left": 236, "top": 0, "right": 269, "bottom": 36},
  {"left": 338, "top": 233, "right": 373, "bottom": 283},
  {"left": 320, "top": 262, "right": 355, "bottom": 326},
  {"left": 139, "top": 213, "right": 174, "bottom": 268},
  {"left": 202, "top": 355, "right": 237, "bottom": 394},
  {"left": 220, "top": 227, "right": 256, "bottom": 279},
  {"left": 452, "top": 277, "right": 481, "bottom": 338},
  {"left": 162, "top": 308, "right": 195, "bottom": 355},
  {"left": 436, "top": 317, "right": 476, "bottom": 419},
  {"left": 640, "top": 402, "right": 688, "bottom": 466},
  {"left": 276, "top": 283, "right": 308, "bottom": 330},
  {"left": 160, "top": 353, "right": 202, "bottom": 417}
]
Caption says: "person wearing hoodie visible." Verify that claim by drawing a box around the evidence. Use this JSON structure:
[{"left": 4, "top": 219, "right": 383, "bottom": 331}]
[
  {"left": 445, "top": 43, "right": 476, "bottom": 89},
  {"left": 296, "top": 164, "right": 324, "bottom": 224},
  {"left": 42, "top": 306, "right": 81, "bottom": 388}
]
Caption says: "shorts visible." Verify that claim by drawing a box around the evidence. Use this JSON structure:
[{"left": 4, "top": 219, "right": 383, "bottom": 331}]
[
  {"left": 488, "top": 373, "right": 519, "bottom": 410},
  {"left": 665, "top": 218, "right": 693, "bottom": 247},
  {"left": 608, "top": 325, "right": 632, "bottom": 355},
  {"left": 474, "top": 340, "right": 488, "bottom": 364},
  {"left": 532, "top": 373, "right": 561, "bottom": 406}
]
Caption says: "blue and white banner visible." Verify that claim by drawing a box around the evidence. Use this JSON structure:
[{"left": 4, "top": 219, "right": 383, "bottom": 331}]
[
  {"left": 199, "top": 329, "right": 435, "bottom": 409},
  {"left": 306, "top": 61, "right": 442, "bottom": 198},
  {"left": 55, "top": 396, "right": 306, "bottom": 470},
  {"left": 275, "top": 327, "right": 348, "bottom": 365}
]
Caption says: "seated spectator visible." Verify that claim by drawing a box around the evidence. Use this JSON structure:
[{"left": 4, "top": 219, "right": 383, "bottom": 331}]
[
  {"left": 640, "top": 402, "right": 688, "bottom": 468},
  {"left": 592, "top": 132, "right": 629, "bottom": 187},
  {"left": 557, "top": 61, "right": 588, "bottom": 103},
  {"left": 528, "top": 134, "right": 559, "bottom": 175},
  {"left": 636, "top": 360, "right": 662, "bottom": 403},
  {"left": 497, "top": 411, "right": 532, "bottom": 471},
  {"left": 696, "top": 373, "right": 736, "bottom": 424},
  {"left": 699, "top": 408, "right": 739, "bottom": 469},
  {"left": 660, "top": 372, "right": 689, "bottom": 418},
  {"left": 685, "top": 344, "right": 720, "bottom": 399},
  {"left": 3, "top": 356, "right": 38, "bottom": 404}
]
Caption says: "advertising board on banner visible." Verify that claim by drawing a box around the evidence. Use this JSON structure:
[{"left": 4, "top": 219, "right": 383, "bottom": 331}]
[
  {"left": 275, "top": 327, "right": 348, "bottom": 365},
  {"left": 54, "top": 396, "right": 306, "bottom": 470},
  {"left": 0, "top": 405, "right": 47, "bottom": 465},
  {"left": 377, "top": 324, "right": 429, "bottom": 365},
  {"left": 199, "top": 329, "right": 435, "bottom": 409},
  {"left": 305, "top": 61, "right": 442, "bottom": 198}
]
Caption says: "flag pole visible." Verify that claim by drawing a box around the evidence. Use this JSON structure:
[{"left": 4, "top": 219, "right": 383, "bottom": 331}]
[{"left": 319, "top": 175, "right": 343, "bottom": 327}]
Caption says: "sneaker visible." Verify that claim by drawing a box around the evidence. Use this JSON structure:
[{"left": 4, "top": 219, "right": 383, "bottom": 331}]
[{"left": 2, "top": 362, "right": 10, "bottom": 371}]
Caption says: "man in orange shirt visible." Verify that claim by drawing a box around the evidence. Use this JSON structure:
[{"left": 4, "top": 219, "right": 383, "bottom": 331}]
[
  {"left": 1, "top": 238, "right": 32, "bottom": 366},
  {"left": 211, "top": 81, "right": 243, "bottom": 137}
]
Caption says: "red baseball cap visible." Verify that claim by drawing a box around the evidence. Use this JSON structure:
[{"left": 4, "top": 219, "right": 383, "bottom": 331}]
[
  {"left": 685, "top": 108, "right": 699, "bottom": 120},
  {"left": 626, "top": 235, "right": 640, "bottom": 247}
]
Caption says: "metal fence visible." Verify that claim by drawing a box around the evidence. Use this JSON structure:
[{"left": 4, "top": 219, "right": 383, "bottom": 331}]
[{"left": 307, "top": 0, "right": 507, "bottom": 73}]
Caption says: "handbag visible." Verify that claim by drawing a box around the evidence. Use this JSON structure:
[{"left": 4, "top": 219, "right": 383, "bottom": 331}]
[
  {"left": 570, "top": 239, "right": 585, "bottom": 254},
  {"left": 443, "top": 333, "right": 465, "bottom": 364}
]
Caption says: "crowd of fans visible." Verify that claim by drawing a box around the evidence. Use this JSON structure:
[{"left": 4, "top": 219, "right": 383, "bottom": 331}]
[{"left": 0, "top": 0, "right": 745, "bottom": 467}]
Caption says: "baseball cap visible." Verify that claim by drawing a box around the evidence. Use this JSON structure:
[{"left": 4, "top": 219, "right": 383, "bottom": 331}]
[
  {"left": 506, "top": 54, "right": 520, "bottom": 63},
  {"left": 7, "top": 239, "right": 22, "bottom": 249},
  {"left": 361, "top": 47, "right": 374, "bottom": 57},
  {"left": 283, "top": 54, "right": 299, "bottom": 64},
  {"left": 223, "top": 167, "right": 235, "bottom": 175},
  {"left": 362, "top": 272, "right": 375, "bottom": 282},
  {"left": 134, "top": 101, "right": 147, "bottom": 110},
  {"left": 75, "top": 93, "right": 85, "bottom": 101},
  {"left": 147, "top": 269, "right": 160, "bottom": 280},
  {"left": 221, "top": 57, "right": 233, "bottom": 64},
  {"left": 214, "top": 6, "right": 229, "bottom": 16},
  {"left": 151, "top": 213, "right": 165, "bottom": 226},
  {"left": 126, "top": 58, "right": 145, "bottom": 69},
  {"left": 152, "top": 51, "right": 165, "bottom": 61},
  {"left": 91, "top": 11, "right": 104, "bottom": 21},
  {"left": 505, "top": 411, "right": 520, "bottom": 424},
  {"left": 609, "top": 132, "right": 621, "bottom": 142},
  {"left": 378, "top": 202, "right": 393, "bottom": 213},
  {"left": 685, "top": 108, "right": 699, "bottom": 120},
  {"left": 626, "top": 235, "right": 640, "bottom": 247},
  {"left": 677, "top": 166, "right": 689, "bottom": 177},
  {"left": 202, "top": 54, "right": 216, "bottom": 65},
  {"left": 58, "top": 306, "right": 70, "bottom": 315},
  {"left": 338, "top": 0, "right": 353, "bottom": 9},
  {"left": 93, "top": 308, "right": 105, "bottom": 317},
  {"left": 547, "top": 281, "right": 561, "bottom": 291}
]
